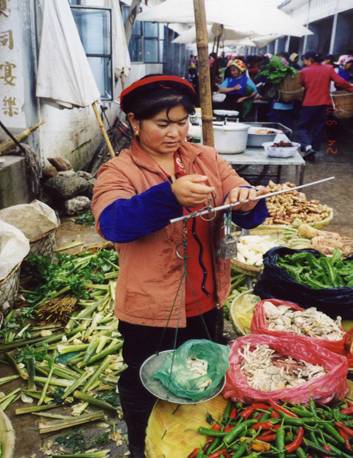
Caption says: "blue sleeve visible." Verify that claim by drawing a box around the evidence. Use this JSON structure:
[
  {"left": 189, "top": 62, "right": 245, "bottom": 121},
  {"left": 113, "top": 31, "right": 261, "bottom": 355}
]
[
  {"left": 219, "top": 78, "right": 229, "bottom": 88},
  {"left": 99, "top": 181, "right": 182, "bottom": 243},
  {"left": 246, "top": 79, "right": 257, "bottom": 93},
  {"left": 232, "top": 199, "right": 269, "bottom": 229}
]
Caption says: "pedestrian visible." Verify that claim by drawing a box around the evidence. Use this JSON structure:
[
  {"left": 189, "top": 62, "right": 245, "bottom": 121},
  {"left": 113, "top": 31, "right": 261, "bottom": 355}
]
[
  {"left": 336, "top": 55, "right": 353, "bottom": 82},
  {"left": 92, "top": 75, "right": 268, "bottom": 458},
  {"left": 297, "top": 51, "right": 353, "bottom": 161}
]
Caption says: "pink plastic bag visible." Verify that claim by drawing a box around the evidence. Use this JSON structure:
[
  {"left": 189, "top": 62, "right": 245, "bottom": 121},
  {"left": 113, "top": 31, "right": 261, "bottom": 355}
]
[
  {"left": 224, "top": 334, "right": 348, "bottom": 404},
  {"left": 251, "top": 298, "right": 347, "bottom": 354}
]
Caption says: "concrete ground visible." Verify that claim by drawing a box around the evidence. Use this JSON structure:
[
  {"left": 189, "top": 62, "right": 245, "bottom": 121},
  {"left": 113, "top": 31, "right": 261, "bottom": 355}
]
[{"left": 3, "top": 129, "right": 353, "bottom": 458}]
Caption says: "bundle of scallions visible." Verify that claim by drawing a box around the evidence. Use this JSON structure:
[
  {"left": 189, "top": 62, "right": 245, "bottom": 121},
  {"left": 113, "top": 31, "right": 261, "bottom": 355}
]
[{"left": 0, "top": 249, "right": 125, "bottom": 449}]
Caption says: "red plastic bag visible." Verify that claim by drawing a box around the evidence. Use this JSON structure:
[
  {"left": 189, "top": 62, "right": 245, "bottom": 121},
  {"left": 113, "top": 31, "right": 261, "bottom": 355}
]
[
  {"left": 224, "top": 334, "right": 348, "bottom": 404},
  {"left": 251, "top": 298, "right": 346, "bottom": 354}
]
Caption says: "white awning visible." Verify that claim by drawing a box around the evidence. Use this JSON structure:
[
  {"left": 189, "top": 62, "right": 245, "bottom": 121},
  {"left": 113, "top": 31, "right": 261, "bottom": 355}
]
[
  {"left": 138, "top": 0, "right": 312, "bottom": 38},
  {"left": 36, "top": 0, "right": 100, "bottom": 108},
  {"left": 113, "top": 1, "right": 131, "bottom": 78}
]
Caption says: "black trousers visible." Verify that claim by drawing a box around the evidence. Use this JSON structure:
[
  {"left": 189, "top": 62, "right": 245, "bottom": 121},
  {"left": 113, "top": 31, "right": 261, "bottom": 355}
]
[
  {"left": 297, "top": 105, "right": 328, "bottom": 151},
  {"left": 117, "top": 308, "right": 219, "bottom": 454}
]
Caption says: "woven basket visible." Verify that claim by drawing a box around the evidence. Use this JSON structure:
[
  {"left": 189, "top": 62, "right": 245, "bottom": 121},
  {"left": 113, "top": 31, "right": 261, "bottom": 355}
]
[
  {"left": 146, "top": 397, "right": 227, "bottom": 458},
  {"left": 229, "top": 290, "right": 259, "bottom": 336},
  {"left": 0, "top": 264, "right": 20, "bottom": 311},
  {"left": 232, "top": 258, "right": 262, "bottom": 276},
  {"left": 278, "top": 74, "right": 304, "bottom": 102},
  {"left": 259, "top": 208, "right": 334, "bottom": 231},
  {"left": 29, "top": 229, "right": 56, "bottom": 257},
  {"left": 331, "top": 91, "right": 353, "bottom": 119}
]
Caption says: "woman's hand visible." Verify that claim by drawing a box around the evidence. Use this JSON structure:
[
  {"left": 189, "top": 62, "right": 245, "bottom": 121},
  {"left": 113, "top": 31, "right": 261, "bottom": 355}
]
[
  {"left": 225, "top": 186, "right": 268, "bottom": 213},
  {"left": 232, "top": 84, "right": 242, "bottom": 91},
  {"left": 237, "top": 96, "right": 248, "bottom": 103},
  {"left": 172, "top": 175, "right": 215, "bottom": 207}
]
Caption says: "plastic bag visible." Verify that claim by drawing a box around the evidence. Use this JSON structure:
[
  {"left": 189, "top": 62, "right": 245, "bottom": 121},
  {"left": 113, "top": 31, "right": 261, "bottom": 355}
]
[
  {"left": 251, "top": 298, "right": 347, "bottom": 354},
  {"left": 224, "top": 334, "right": 348, "bottom": 404},
  {"left": 154, "top": 339, "right": 229, "bottom": 402},
  {"left": 254, "top": 247, "right": 353, "bottom": 320},
  {"left": 0, "top": 221, "right": 30, "bottom": 281}
]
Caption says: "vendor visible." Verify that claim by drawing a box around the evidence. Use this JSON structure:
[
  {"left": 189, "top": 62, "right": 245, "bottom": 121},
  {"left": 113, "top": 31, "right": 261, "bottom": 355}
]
[
  {"left": 92, "top": 75, "right": 268, "bottom": 458},
  {"left": 217, "top": 59, "right": 257, "bottom": 118},
  {"left": 298, "top": 51, "right": 353, "bottom": 161}
]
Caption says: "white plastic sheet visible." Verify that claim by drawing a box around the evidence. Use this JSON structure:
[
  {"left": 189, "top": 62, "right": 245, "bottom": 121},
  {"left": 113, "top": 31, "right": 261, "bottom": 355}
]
[
  {"left": 0, "top": 221, "right": 30, "bottom": 281},
  {"left": 36, "top": 0, "right": 100, "bottom": 108}
]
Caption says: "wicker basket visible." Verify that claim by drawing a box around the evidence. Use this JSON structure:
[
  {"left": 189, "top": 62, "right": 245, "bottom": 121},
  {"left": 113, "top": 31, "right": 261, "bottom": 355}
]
[
  {"left": 232, "top": 258, "right": 262, "bottom": 276},
  {"left": 29, "top": 229, "right": 57, "bottom": 257},
  {"left": 278, "top": 74, "right": 304, "bottom": 102},
  {"left": 0, "top": 264, "right": 20, "bottom": 311},
  {"left": 229, "top": 290, "right": 259, "bottom": 336},
  {"left": 331, "top": 91, "right": 353, "bottom": 119}
]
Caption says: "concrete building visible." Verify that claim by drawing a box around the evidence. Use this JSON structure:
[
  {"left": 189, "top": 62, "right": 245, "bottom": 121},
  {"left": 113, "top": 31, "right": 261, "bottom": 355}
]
[
  {"left": 276, "top": 0, "right": 353, "bottom": 56},
  {"left": 0, "top": 0, "right": 185, "bottom": 209}
]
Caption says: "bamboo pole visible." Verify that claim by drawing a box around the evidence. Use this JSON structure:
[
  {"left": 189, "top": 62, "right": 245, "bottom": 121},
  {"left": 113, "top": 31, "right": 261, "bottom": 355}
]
[
  {"left": 193, "top": 0, "right": 214, "bottom": 147},
  {"left": 0, "top": 122, "right": 43, "bottom": 155},
  {"left": 92, "top": 102, "right": 116, "bottom": 159}
]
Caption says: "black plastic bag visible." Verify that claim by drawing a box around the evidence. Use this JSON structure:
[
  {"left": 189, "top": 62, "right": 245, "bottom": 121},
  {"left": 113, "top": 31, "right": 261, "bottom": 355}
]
[{"left": 254, "top": 247, "right": 353, "bottom": 320}]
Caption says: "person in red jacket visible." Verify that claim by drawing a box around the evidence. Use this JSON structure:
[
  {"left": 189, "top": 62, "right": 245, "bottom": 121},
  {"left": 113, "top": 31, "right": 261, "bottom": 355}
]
[{"left": 298, "top": 51, "right": 353, "bottom": 161}]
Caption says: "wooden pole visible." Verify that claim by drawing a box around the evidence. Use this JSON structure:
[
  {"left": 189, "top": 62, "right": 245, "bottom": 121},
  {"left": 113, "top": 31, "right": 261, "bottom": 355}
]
[
  {"left": 0, "top": 122, "right": 43, "bottom": 155},
  {"left": 193, "top": 0, "right": 214, "bottom": 147},
  {"left": 92, "top": 102, "right": 116, "bottom": 159}
]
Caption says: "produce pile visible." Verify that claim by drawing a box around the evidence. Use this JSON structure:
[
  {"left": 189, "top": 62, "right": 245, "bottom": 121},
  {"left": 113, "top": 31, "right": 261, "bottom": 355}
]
[
  {"left": 265, "top": 181, "right": 332, "bottom": 226},
  {"left": 235, "top": 236, "right": 279, "bottom": 267},
  {"left": 239, "top": 343, "right": 326, "bottom": 392},
  {"left": 0, "top": 249, "right": 125, "bottom": 457},
  {"left": 264, "top": 301, "right": 344, "bottom": 340},
  {"left": 190, "top": 399, "right": 353, "bottom": 458},
  {"left": 278, "top": 250, "right": 353, "bottom": 289}
]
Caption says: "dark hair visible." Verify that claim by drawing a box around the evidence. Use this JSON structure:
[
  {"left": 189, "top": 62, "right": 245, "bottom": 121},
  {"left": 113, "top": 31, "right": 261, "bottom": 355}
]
[
  {"left": 324, "top": 54, "right": 335, "bottom": 64},
  {"left": 123, "top": 74, "right": 196, "bottom": 119},
  {"left": 302, "top": 51, "right": 323, "bottom": 63},
  {"left": 128, "top": 89, "right": 195, "bottom": 120}
]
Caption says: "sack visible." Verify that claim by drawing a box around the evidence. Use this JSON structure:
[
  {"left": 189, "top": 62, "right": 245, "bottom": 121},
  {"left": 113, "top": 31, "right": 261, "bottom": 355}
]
[
  {"left": 224, "top": 334, "right": 348, "bottom": 404},
  {"left": 251, "top": 298, "right": 346, "bottom": 354},
  {"left": 254, "top": 247, "right": 353, "bottom": 320},
  {"left": 153, "top": 339, "right": 229, "bottom": 402}
]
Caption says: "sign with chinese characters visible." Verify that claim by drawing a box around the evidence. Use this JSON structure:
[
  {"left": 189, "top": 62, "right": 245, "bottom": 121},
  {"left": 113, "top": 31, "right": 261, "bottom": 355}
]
[{"left": 0, "top": 0, "right": 26, "bottom": 129}]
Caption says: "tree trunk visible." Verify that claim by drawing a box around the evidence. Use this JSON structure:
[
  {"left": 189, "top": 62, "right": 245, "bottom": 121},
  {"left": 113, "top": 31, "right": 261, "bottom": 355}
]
[{"left": 125, "top": 0, "right": 143, "bottom": 43}]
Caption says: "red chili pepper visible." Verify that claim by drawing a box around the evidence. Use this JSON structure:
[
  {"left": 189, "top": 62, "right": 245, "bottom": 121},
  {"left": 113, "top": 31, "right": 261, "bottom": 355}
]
[
  {"left": 224, "top": 425, "right": 234, "bottom": 433},
  {"left": 208, "top": 449, "right": 230, "bottom": 458},
  {"left": 211, "top": 424, "right": 222, "bottom": 431},
  {"left": 336, "top": 422, "right": 353, "bottom": 438},
  {"left": 251, "top": 402, "right": 271, "bottom": 410},
  {"left": 229, "top": 408, "right": 237, "bottom": 419},
  {"left": 240, "top": 406, "right": 256, "bottom": 419},
  {"left": 336, "top": 426, "right": 352, "bottom": 451},
  {"left": 256, "top": 432, "right": 277, "bottom": 442},
  {"left": 253, "top": 413, "right": 263, "bottom": 420},
  {"left": 271, "top": 411, "right": 281, "bottom": 419},
  {"left": 252, "top": 421, "right": 276, "bottom": 431},
  {"left": 269, "top": 400, "right": 298, "bottom": 418},
  {"left": 285, "top": 427, "right": 304, "bottom": 453},
  {"left": 187, "top": 448, "right": 200, "bottom": 458},
  {"left": 341, "top": 406, "right": 353, "bottom": 415}
]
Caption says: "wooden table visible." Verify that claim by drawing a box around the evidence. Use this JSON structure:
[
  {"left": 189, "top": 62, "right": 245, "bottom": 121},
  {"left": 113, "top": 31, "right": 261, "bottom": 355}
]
[{"left": 221, "top": 147, "right": 306, "bottom": 185}]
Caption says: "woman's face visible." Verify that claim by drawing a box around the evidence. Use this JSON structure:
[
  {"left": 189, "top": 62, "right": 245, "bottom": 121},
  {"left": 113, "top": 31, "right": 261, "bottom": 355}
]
[
  {"left": 229, "top": 66, "right": 241, "bottom": 78},
  {"left": 129, "top": 105, "right": 190, "bottom": 155}
]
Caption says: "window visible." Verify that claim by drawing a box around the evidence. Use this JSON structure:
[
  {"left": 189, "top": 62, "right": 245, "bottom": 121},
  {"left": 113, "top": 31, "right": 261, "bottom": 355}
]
[
  {"left": 121, "top": 5, "right": 166, "bottom": 64},
  {"left": 70, "top": 6, "right": 113, "bottom": 100}
]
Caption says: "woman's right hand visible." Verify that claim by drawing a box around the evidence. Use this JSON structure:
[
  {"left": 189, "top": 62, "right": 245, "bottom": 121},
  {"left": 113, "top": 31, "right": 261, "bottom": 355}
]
[{"left": 171, "top": 175, "right": 215, "bottom": 207}]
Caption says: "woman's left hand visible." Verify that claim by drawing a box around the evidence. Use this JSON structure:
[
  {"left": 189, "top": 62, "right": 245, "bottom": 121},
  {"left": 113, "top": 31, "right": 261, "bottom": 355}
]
[{"left": 225, "top": 186, "right": 268, "bottom": 213}]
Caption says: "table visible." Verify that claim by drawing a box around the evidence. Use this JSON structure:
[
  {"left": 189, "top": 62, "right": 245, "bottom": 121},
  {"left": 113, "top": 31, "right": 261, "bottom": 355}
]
[{"left": 221, "top": 147, "right": 306, "bottom": 185}]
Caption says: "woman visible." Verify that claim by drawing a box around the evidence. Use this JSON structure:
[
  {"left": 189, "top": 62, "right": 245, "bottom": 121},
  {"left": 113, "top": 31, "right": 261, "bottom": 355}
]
[
  {"left": 92, "top": 75, "right": 268, "bottom": 458},
  {"left": 217, "top": 59, "right": 257, "bottom": 117},
  {"left": 337, "top": 55, "right": 353, "bottom": 82},
  {"left": 298, "top": 52, "right": 353, "bottom": 161}
]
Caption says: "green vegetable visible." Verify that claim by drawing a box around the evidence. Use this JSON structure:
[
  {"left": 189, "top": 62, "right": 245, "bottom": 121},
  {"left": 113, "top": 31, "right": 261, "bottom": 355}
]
[
  {"left": 259, "top": 56, "right": 297, "bottom": 86},
  {"left": 74, "top": 211, "right": 95, "bottom": 226}
]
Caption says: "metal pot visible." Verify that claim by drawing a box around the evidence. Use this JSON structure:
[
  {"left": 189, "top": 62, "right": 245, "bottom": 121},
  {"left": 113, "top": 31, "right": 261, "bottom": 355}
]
[{"left": 213, "top": 122, "right": 249, "bottom": 154}]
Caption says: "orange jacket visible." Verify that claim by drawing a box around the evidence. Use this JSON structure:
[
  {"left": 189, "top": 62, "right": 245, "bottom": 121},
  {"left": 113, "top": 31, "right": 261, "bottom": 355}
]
[{"left": 92, "top": 140, "right": 247, "bottom": 328}]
